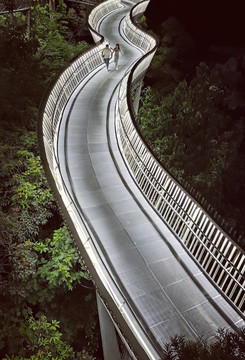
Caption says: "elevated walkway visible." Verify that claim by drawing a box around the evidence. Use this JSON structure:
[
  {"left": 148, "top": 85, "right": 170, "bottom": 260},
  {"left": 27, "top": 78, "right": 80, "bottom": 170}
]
[{"left": 55, "top": 1, "right": 244, "bottom": 358}]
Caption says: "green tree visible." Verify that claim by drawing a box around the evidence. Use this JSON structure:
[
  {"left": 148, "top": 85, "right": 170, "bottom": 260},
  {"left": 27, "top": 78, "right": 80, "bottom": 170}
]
[
  {"left": 3, "top": 131, "right": 56, "bottom": 240},
  {"left": 146, "top": 17, "right": 197, "bottom": 95},
  {"left": 66, "top": 3, "right": 91, "bottom": 43},
  {"left": 0, "top": 224, "right": 97, "bottom": 357},
  {"left": 0, "top": 1, "right": 90, "bottom": 129},
  {"left": 137, "top": 62, "right": 245, "bottom": 242},
  {"left": 0, "top": 21, "right": 41, "bottom": 128},
  {"left": 34, "top": 226, "right": 89, "bottom": 292},
  {"left": 164, "top": 327, "right": 245, "bottom": 359},
  {"left": 0, "top": 2, "right": 100, "bottom": 358},
  {"left": 0, "top": 129, "right": 99, "bottom": 357},
  {"left": 3, "top": 316, "right": 75, "bottom": 360},
  {"left": 30, "top": 0, "right": 90, "bottom": 83}
]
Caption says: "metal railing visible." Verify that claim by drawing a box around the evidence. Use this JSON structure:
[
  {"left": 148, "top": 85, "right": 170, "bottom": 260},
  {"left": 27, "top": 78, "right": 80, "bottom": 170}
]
[
  {"left": 88, "top": 0, "right": 119, "bottom": 42},
  {"left": 0, "top": 0, "right": 103, "bottom": 14},
  {"left": 116, "top": 1, "right": 245, "bottom": 315},
  {"left": 0, "top": 0, "right": 32, "bottom": 13},
  {"left": 67, "top": 0, "right": 100, "bottom": 5}
]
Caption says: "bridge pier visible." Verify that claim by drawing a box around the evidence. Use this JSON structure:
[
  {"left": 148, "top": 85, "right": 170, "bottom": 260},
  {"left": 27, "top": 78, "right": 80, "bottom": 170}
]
[{"left": 96, "top": 292, "right": 121, "bottom": 360}]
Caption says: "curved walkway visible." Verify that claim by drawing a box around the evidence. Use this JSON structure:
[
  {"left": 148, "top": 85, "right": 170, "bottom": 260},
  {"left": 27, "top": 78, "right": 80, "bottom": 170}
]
[{"left": 57, "top": 0, "right": 244, "bottom": 357}]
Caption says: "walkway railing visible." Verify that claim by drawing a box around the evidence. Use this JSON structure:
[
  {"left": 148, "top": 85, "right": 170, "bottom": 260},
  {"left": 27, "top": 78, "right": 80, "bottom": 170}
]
[
  {"left": 88, "top": 0, "right": 119, "bottom": 42},
  {"left": 0, "top": 0, "right": 32, "bottom": 13},
  {"left": 67, "top": 0, "right": 99, "bottom": 5},
  {"left": 0, "top": 0, "right": 102, "bottom": 14},
  {"left": 116, "top": 1, "right": 245, "bottom": 315}
]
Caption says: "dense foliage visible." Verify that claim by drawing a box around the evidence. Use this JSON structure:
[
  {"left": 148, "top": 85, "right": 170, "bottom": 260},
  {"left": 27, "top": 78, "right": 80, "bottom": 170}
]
[
  {"left": 138, "top": 17, "right": 245, "bottom": 248},
  {"left": 164, "top": 327, "right": 245, "bottom": 360},
  {"left": 0, "top": 2, "right": 101, "bottom": 359},
  {"left": 0, "top": 1, "right": 89, "bottom": 129},
  {"left": 0, "top": 129, "right": 100, "bottom": 359}
]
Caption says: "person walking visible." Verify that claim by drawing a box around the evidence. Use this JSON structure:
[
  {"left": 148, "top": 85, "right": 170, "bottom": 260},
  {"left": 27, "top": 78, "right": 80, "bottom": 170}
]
[
  {"left": 102, "top": 44, "right": 112, "bottom": 71},
  {"left": 113, "top": 43, "right": 123, "bottom": 70}
]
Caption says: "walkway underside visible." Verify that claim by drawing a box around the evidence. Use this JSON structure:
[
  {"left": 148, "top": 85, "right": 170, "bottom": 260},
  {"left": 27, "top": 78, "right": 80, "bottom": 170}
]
[{"left": 58, "top": 0, "right": 244, "bottom": 354}]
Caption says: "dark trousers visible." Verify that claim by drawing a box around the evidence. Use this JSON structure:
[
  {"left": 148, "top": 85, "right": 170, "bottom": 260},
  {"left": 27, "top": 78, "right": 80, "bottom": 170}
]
[{"left": 104, "top": 58, "right": 109, "bottom": 69}]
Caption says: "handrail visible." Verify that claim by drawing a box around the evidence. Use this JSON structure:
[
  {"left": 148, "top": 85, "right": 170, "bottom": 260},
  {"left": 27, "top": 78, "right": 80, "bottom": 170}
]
[
  {"left": 0, "top": 0, "right": 105, "bottom": 14},
  {"left": 38, "top": 1, "right": 165, "bottom": 359},
  {"left": 0, "top": 0, "right": 32, "bottom": 13},
  {"left": 67, "top": 0, "right": 99, "bottom": 5},
  {"left": 116, "top": 1, "right": 245, "bottom": 315}
]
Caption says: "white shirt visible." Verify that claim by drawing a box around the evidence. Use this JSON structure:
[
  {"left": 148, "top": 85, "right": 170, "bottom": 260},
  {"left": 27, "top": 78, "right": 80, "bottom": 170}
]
[{"left": 102, "top": 48, "right": 111, "bottom": 59}]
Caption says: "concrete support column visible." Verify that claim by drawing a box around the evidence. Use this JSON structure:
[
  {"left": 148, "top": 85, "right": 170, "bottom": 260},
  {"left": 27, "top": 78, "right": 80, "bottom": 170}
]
[{"left": 96, "top": 292, "right": 121, "bottom": 360}]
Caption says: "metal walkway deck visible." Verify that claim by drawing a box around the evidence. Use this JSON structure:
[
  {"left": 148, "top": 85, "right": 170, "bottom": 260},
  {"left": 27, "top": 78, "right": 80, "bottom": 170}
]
[{"left": 55, "top": 1, "right": 244, "bottom": 357}]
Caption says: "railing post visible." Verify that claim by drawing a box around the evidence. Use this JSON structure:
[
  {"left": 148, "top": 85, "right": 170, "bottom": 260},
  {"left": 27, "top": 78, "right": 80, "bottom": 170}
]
[{"left": 96, "top": 292, "right": 121, "bottom": 360}]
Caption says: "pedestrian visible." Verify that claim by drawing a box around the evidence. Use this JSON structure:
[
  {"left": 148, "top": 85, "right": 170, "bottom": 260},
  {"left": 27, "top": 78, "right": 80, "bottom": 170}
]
[
  {"left": 101, "top": 44, "right": 112, "bottom": 71},
  {"left": 113, "top": 43, "right": 123, "bottom": 70}
]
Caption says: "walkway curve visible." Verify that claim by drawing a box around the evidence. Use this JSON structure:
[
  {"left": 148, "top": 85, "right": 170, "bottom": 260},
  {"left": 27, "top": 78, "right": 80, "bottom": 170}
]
[{"left": 39, "top": 0, "right": 245, "bottom": 359}]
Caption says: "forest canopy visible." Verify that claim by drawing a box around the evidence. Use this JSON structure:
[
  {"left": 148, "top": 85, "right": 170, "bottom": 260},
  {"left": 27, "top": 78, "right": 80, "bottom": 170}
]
[
  {"left": 0, "top": 2, "right": 101, "bottom": 359},
  {"left": 138, "top": 17, "right": 245, "bottom": 249}
]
